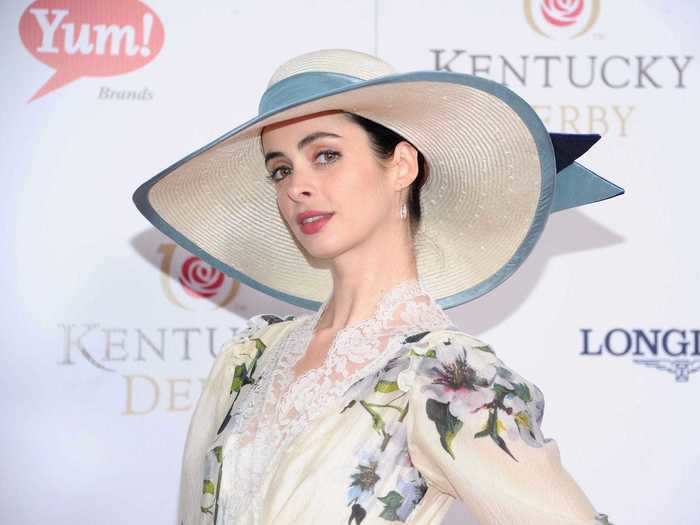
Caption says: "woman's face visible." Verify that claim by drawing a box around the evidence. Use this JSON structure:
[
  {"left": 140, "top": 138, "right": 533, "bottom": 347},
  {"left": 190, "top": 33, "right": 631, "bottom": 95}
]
[{"left": 260, "top": 110, "right": 416, "bottom": 260}]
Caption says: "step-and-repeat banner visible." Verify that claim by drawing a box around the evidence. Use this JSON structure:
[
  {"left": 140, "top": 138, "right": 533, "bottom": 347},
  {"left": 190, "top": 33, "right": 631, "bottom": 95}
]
[{"left": 2, "top": 1, "right": 697, "bottom": 524}]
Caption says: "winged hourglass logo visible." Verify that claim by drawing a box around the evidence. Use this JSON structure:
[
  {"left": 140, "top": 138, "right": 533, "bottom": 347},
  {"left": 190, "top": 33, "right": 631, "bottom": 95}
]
[{"left": 633, "top": 359, "right": 700, "bottom": 383}]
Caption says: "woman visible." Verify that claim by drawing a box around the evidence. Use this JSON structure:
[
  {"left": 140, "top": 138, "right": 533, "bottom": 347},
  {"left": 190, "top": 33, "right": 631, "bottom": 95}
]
[{"left": 133, "top": 49, "right": 622, "bottom": 524}]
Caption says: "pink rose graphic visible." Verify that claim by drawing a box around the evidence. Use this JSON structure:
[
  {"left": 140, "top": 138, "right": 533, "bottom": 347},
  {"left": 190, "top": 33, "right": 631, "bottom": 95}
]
[
  {"left": 178, "top": 256, "right": 225, "bottom": 299},
  {"left": 540, "top": 0, "right": 584, "bottom": 27}
]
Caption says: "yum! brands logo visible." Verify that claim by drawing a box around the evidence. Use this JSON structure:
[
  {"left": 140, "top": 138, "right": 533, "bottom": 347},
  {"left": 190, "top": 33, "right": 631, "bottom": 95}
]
[
  {"left": 159, "top": 243, "right": 239, "bottom": 311},
  {"left": 524, "top": 0, "right": 600, "bottom": 39},
  {"left": 19, "top": 0, "right": 164, "bottom": 102}
]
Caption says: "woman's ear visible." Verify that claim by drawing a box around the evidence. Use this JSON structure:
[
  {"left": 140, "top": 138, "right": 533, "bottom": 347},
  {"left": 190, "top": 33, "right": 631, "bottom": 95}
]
[{"left": 391, "top": 141, "right": 420, "bottom": 191}]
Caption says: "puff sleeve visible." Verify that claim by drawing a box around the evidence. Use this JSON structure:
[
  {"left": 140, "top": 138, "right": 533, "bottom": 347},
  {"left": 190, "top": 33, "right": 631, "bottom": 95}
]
[
  {"left": 176, "top": 313, "right": 295, "bottom": 525},
  {"left": 402, "top": 330, "right": 613, "bottom": 525}
]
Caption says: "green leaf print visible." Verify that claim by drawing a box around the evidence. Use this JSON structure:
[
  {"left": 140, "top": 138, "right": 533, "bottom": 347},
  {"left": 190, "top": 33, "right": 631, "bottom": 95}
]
[
  {"left": 408, "top": 348, "right": 436, "bottom": 358},
  {"left": 202, "top": 479, "right": 215, "bottom": 495},
  {"left": 248, "top": 339, "right": 267, "bottom": 376},
  {"left": 492, "top": 383, "right": 510, "bottom": 400},
  {"left": 474, "top": 344, "right": 496, "bottom": 354},
  {"left": 229, "top": 363, "right": 248, "bottom": 394},
  {"left": 360, "top": 400, "right": 386, "bottom": 435},
  {"left": 513, "top": 410, "right": 539, "bottom": 442},
  {"left": 341, "top": 399, "right": 357, "bottom": 413},
  {"left": 405, "top": 331, "right": 430, "bottom": 343},
  {"left": 254, "top": 338, "right": 266, "bottom": 352},
  {"left": 474, "top": 407, "right": 517, "bottom": 461},
  {"left": 512, "top": 382, "right": 532, "bottom": 403},
  {"left": 213, "top": 446, "right": 222, "bottom": 463},
  {"left": 425, "top": 398, "right": 463, "bottom": 459},
  {"left": 378, "top": 490, "right": 405, "bottom": 520},
  {"left": 374, "top": 380, "right": 399, "bottom": 393}
]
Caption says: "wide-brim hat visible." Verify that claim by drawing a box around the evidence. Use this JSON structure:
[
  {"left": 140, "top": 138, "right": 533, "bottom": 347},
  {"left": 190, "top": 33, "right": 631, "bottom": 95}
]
[{"left": 133, "top": 48, "right": 624, "bottom": 310}]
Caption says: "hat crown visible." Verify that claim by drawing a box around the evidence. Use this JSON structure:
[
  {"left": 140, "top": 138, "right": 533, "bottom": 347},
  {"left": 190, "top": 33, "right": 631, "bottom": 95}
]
[{"left": 266, "top": 49, "right": 396, "bottom": 88}]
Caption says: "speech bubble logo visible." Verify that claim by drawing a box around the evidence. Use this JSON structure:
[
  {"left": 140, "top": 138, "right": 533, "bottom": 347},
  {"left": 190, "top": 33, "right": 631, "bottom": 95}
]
[{"left": 19, "top": 0, "right": 164, "bottom": 102}]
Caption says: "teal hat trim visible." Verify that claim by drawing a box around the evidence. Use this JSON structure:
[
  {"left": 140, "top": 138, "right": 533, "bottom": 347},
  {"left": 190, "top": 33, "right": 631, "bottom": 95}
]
[{"left": 133, "top": 67, "right": 624, "bottom": 311}]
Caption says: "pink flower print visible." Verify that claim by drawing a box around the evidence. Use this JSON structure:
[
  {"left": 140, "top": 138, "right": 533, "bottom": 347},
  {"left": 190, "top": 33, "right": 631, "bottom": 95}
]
[{"left": 422, "top": 348, "right": 497, "bottom": 421}]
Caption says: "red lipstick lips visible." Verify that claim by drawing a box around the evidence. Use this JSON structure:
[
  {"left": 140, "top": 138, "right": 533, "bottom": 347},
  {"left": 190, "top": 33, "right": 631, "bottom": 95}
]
[{"left": 297, "top": 210, "right": 334, "bottom": 235}]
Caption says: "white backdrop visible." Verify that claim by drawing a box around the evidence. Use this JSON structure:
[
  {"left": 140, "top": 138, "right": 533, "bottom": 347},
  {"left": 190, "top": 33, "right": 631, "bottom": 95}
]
[{"left": 2, "top": 1, "right": 698, "bottom": 524}]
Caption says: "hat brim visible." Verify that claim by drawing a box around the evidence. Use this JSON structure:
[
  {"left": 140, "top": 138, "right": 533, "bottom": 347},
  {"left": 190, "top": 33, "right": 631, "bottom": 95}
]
[{"left": 133, "top": 71, "right": 555, "bottom": 310}]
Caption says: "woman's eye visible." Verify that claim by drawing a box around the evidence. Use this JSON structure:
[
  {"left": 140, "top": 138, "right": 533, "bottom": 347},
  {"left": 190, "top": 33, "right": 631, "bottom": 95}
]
[
  {"left": 267, "top": 150, "right": 339, "bottom": 183},
  {"left": 316, "top": 149, "right": 340, "bottom": 164},
  {"left": 268, "top": 166, "right": 291, "bottom": 183}
]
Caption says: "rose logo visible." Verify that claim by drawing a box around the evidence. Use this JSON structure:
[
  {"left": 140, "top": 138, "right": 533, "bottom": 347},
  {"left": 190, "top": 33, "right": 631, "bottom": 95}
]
[
  {"left": 524, "top": 0, "right": 599, "bottom": 39},
  {"left": 178, "top": 256, "right": 225, "bottom": 298},
  {"left": 540, "top": 0, "right": 583, "bottom": 27},
  {"left": 158, "top": 244, "right": 239, "bottom": 310}
]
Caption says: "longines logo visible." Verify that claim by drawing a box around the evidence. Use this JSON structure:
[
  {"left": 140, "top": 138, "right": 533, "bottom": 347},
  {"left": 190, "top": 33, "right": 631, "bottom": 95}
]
[
  {"left": 581, "top": 328, "right": 700, "bottom": 382},
  {"left": 56, "top": 245, "right": 245, "bottom": 415},
  {"left": 524, "top": 0, "right": 600, "bottom": 39}
]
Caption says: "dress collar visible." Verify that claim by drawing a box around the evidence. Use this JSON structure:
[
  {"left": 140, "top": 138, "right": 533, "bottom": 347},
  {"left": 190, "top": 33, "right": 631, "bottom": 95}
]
[{"left": 307, "top": 277, "right": 455, "bottom": 337}]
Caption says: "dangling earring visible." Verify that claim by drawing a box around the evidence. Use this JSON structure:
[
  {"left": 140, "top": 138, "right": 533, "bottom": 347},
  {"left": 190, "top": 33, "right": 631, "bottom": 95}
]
[{"left": 400, "top": 202, "right": 407, "bottom": 220}]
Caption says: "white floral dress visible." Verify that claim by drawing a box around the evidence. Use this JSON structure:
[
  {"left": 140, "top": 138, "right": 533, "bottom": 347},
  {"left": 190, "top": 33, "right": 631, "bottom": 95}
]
[{"left": 177, "top": 278, "right": 613, "bottom": 525}]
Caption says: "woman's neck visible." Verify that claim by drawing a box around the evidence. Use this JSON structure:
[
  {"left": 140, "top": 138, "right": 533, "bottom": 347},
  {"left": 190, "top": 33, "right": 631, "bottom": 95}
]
[{"left": 314, "top": 273, "right": 420, "bottom": 334}]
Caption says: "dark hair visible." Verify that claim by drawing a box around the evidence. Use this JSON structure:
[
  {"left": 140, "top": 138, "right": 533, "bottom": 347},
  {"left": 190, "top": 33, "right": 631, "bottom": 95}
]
[{"left": 343, "top": 112, "right": 428, "bottom": 237}]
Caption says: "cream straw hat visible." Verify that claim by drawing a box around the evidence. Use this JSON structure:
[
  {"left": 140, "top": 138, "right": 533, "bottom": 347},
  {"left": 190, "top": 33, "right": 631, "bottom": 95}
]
[{"left": 132, "top": 48, "right": 624, "bottom": 310}]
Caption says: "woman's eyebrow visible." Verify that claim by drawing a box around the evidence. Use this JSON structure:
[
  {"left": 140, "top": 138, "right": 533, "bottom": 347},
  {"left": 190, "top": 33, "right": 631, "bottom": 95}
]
[{"left": 264, "top": 131, "right": 342, "bottom": 166}]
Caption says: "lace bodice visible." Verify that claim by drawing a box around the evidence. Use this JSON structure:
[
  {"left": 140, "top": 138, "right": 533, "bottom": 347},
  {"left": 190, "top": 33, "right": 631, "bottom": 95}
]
[{"left": 212, "top": 278, "right": 455, "bottom": 522}]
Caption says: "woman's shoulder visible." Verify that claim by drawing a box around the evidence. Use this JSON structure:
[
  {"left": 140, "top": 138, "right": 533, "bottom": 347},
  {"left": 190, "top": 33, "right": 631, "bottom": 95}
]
[
  {"left": 411, "top": 327, "right": 539, "bottom": 377},
  {"left": 227, "top": 312, "right": 300, "bottom": 344},
  {"left": 216, "top": 312, "right": 302, "bottom": 365},
  {"left": 404, "top": 327, "right": 498, "bottom": 362},
  {"left": 402, "top": 327, "right": 545, "bottom": 415},
  {"left": 399, "top": 327, "right": 548, "bottom": 453}
]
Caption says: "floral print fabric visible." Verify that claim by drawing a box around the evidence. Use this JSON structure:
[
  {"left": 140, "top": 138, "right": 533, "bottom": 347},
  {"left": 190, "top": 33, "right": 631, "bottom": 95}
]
[{"left": 177, "top": 291, "right": 613, "bottom": 524}]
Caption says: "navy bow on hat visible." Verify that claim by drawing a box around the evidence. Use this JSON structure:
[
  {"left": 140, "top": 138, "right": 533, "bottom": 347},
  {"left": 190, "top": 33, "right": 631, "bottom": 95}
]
[{"left": 548, "top": 133, "right": 623, "bottom": 213}]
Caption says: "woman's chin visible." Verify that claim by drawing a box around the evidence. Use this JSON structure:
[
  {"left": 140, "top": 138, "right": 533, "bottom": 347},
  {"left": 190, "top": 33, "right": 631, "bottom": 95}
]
[
  {"left": 302, "top": 244, "right": 339, "bottom": 260},
  {"left": 298, "top": 237, "right": 350, "bottom": 261}
]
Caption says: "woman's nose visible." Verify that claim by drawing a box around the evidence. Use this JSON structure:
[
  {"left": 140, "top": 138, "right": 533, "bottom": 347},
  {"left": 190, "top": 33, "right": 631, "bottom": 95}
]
[{"left": 287, "top": 165, "right": 316, "bottom": 199}]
